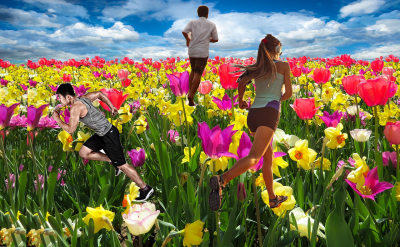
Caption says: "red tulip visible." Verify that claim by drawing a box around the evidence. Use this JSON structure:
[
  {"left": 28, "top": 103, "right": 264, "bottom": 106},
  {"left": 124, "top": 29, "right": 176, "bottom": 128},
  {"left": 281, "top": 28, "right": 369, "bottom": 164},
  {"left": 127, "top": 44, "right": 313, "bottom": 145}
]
[
  {"left": 371, "top": 59, "right": 384, "bottom": 72},
  {"left": 357, "top": 76, "right": 392, "bottom": 107},
  {"left": 0, "top": 61, "right": 11, "bottom": 68},
  {"left": 342, "top": 75, "right": 365, "bottom": 96},
  {"left": 219, "top": 63, "right": 241, "bottom": 90},
  {"left": 117, "top": 69, "right": 129, "bottom": 80},
  {"left": 121, "top": 79, "right": 131, "bottom": 87},
  {"left": 290, "top": 98, "right": 322, "bottom": 120},
  {"left": 393, "top": 57, "right": 399, "bottom": 63},
  {"left": 99, "top": 88, "right": 129, "bottom": 111},
  {"left": 383, "top": 121, "right": 400, "bottom": 145},
  {"left": 153, "top": 61, "right": 161, "bottom": 70},
  {"left": 62, "top": 74, "right": 72, "bottom": 82},
  {"left": 198, "top": 80, "right": 212, "bottom": 94},
  {"left": 291, "top": 66, "right": 302, "bottom": 77},
  {"left": 311, "top": 68, "right": 331, "bottom": 84}
]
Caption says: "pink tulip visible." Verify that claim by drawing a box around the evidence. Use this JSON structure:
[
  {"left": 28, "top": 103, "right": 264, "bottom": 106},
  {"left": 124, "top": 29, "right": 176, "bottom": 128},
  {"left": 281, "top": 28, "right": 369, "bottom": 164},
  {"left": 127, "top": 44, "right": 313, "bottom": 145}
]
[
  {"left": 118, "top": 69, "right": 129, "bottom": 80},
  {"left": 382, "top": 67, "right": 394, "bottom": 78},
  {"left": 357, "top": 76, "right": 392, "bottom": 107},
  {"left": 371, "top": 59, "right": 384, "bottom": 72},
  {"left": 290, "top": 98, "right": 322, "bottom": 120},
  {"left": 383, "top": 121, "right": 400, "bottom": 145},
  {"left": 198, "top": 80, "right": 212, "bottom": 94},
  {"left": 219, "top": 63, "right": 242, "bottom": 90},
  {"left": 62, "top": 74, "right": 72, "bottom": 82},
  {"left": 382, "top": 151, "right": 397, "bottom": 168}
]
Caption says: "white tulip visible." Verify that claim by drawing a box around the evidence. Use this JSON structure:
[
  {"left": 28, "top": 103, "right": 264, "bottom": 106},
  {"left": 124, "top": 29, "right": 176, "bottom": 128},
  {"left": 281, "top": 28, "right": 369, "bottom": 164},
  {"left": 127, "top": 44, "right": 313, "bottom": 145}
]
[
  {"left": 350, "top": 129, "right": 372, "bottom": 142},
  {"left": 124, "top": 203, "right": 160, "bottom": 236},
  {"left": 347, "top": 105, "right": 360, "bottom": 116},
  {"left": 290, "top": 207, "right": 325, "bottom": 240}
]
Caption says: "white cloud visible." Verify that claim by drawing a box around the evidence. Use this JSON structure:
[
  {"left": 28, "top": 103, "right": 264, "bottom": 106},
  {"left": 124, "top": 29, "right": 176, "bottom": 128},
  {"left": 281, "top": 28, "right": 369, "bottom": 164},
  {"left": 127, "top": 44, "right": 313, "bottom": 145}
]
[
  {"left": 0, "top": 7, "right": 62, "bottom": 27},
  {"left": 365, "top": 19, "right": 400, "bottom": 37},
  {"left": 48, "top": 22, "right": 140, "bottom": 43},
  {"left": 125, "top": 46, "right": 190, "bottom": 60},
  {"left": 0, "top": 36, "right": 18, "bottom": 45},
  {"left": 339, "top": 0, "right": 386, "bottom": 18},
  {"left": 102, "top": 0, "right": 218, "bottom": 21},
  {"left": 21, "top": 0, "right": 89, "bottom": 18},
  {"left": 352, "top": 43, "right": 400, "bottom": 60}
]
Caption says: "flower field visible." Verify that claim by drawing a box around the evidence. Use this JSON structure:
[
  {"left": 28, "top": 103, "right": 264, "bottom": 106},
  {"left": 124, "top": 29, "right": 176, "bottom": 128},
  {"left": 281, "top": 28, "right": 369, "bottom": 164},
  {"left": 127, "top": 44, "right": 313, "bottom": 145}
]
[{"left": 1, "top": 54, "right": 400, "bottom": 247}]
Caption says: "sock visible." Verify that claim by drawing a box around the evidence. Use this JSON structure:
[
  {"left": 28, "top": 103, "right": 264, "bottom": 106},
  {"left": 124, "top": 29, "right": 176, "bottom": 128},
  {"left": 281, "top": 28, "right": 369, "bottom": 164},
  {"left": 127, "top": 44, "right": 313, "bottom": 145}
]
[{"left": 140, "top": 185, "right": 148, "bottom": 191}]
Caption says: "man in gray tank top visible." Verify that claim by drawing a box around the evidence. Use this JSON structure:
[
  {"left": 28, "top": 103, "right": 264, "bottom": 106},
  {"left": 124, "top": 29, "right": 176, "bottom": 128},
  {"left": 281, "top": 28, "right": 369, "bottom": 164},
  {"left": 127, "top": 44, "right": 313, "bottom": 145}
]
[{"left": 51, "top": 83, "right": 154, "bottom": 202}]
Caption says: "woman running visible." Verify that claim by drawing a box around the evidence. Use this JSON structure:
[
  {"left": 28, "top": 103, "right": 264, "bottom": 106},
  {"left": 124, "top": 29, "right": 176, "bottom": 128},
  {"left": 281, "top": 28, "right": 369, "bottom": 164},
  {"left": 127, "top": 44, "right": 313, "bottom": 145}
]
[{"left": 208, "top": 34, "right": 293, "bottom": 211}]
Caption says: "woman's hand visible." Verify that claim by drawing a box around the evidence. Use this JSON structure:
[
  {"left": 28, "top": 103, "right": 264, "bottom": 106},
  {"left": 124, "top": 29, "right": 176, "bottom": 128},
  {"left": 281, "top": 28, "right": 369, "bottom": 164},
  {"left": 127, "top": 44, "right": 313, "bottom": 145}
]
[
  {"left": 111, "top": 105, "right": 118, "bottom": 117},
  {"left": 239, "top": 99, "right": 248, "bottom": 109}
]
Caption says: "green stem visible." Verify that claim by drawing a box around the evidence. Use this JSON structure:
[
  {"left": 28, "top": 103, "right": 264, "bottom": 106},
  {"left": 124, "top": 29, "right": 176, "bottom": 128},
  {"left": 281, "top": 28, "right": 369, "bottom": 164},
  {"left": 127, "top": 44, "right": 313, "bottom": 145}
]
[
  {"left": 364, "top": 198, "right": 382, "bottom": 236},
  {"left": 374, "top": 106, "right": 383, "bottom": 182},
  {"left": 231, "top": 90, "right": 235, "bottom": 121},
  {"left": 306, "top": 120, "right": 310, "bottom": 142},
  {"left": 0, "top": 135, "right": 14, "bottom": 210},
  {"left": 354, "top": 95, "right": 360, "bottom": 129},
  {"left": 181, "top": 98, "right": 191, "bottom": 167},
  {"left": 139, "top": 234, "right": 143, "bottom": 247},
  {"left": 28, "top": 131, "right": 44, "bottom": 215},
  {"left": 242, "top": 202, "right": 248, "bottom": 238},
  {"left": 213, "top": 161, "right": 221, "bottom": 247},
  {"left": 252, "top": 173, "right": 263, "bottom": 247},
  {"left": 396, "top": 145, "right": 399, "bottom": 182}
]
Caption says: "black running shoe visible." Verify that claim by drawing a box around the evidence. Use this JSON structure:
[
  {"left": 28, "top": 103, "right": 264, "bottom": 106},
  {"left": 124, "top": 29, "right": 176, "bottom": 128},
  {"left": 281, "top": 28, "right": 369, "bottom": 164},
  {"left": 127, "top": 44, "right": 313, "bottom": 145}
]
[
  {"left": 134, "top": 185, "right": 154, "bottom": 202},
  {"left": 115, "top": 168, "right": 123, "bottom": 176}
]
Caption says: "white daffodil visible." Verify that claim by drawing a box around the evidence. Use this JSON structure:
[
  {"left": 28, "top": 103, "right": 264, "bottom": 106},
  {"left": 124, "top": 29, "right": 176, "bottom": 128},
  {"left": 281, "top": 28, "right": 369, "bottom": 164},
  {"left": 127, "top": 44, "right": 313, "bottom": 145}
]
[
  {"left": 290, "top": 207, "right": 325, "bottom": 241},
  {"left": 273, "top": 128, "right": 300, "bottom": 151}
]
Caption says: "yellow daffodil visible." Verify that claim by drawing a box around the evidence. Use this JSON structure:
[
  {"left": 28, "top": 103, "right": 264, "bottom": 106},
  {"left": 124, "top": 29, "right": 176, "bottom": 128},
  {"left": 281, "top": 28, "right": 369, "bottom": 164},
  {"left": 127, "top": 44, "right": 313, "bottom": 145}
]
[
  {"left": 33, "top": 212, "right": 51, "bottom": 223},
  {"left": 181, "top": 220, "right": 205, "bottom": 247},
  {"left": 273, "top": 154, "right": 289, "bottom": 177},
  {"left": 118, "top": 104, "right": 133, "bottom": 124},
  {"left": 75, "top": 131, "right": 90, "bottom": 151},
  {"left": 82, "top": 205, "right": 115, "bottom": 234},
  {"left": 255, "top": 173, "right": 266, "bottom": 189},
  {"left": 396, "top": 182, "right": 400, "bottom": 201},
  {"left": 324, "top": 123, "right": 348, "bottom": 149},
  {"left": 378, "top": 102, "right": 399, "bottom": 126},
  {"left": 261, "top": 181, "right": 296, "bottom": 217},
  {"left": 229, "top": 130, "right": 244, "bottom": 156},
  {"left": 128, "top": 182, "right": 140, "bottom": 201},
  {"left": 288, "top": 140, "right": 317, "bottom": 170},
  {"left": 168, "top": 103, "right": 195, "bottom": 127},
  {"left": 207, "top": 157, "right": 229, "bottom": 172},
  {"left": 313, "top": 157, "right": 331, "bottom": 170},
  {"left": 321, "top": 86, "right": 335, "bottom": 104},
  {"left": 134, "top": 115, "right": 147, "bottom": 134},
  {"left": 347, "top": 153, "right": 370, "bottom": 189},
  {"left": 181, "top": 146, "right": 207, "bottom": 164},
  {"left": 58, "top": 131, "right": 73, "bottom": 152}
]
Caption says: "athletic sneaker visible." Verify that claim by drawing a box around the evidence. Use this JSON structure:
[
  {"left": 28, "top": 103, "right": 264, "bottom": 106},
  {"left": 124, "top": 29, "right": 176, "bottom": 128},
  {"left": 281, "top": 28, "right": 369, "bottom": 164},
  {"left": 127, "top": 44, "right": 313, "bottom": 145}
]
[
  {"left": 134, "top": 185, "right": 154, "bottom": 202},
  {"left": 110, "top": 162, "right": 123, "bottom": 176}
]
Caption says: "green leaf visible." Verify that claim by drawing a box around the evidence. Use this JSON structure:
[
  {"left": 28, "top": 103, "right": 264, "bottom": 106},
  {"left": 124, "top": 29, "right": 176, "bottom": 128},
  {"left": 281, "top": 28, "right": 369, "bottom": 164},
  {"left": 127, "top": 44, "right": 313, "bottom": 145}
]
[
  {"left": 96, "top": 184, "right": 110, "bottom": 207},
  {"left": 221, "top": 200, "right": 239, "bottom": 246},
  {"left": 46, "top": 145, "right": 64, "bottom": 213},
  {"left": 276, "top": 230, "right": 299, "bottom": 246},
  {"left": 88, "top": 218, "right": 95, "bottom": 247},
  {"left": 48, "top": 215, "right": 71, "bottom": 247},
  {"left": 158, "top": 220, "right": 177, "bottom": 230}
]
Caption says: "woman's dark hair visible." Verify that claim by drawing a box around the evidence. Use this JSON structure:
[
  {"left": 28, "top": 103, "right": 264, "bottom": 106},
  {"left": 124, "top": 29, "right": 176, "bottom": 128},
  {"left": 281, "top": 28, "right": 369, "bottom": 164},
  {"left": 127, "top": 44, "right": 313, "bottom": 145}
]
[
  {"left": 197, "top": 5, "right": 209, "bottom": 17},
  {"left": 232, "top": 34, "right": 282, "bottom": 83},
  {"left": 56, "top": 83, "right": 76, "bottom": 98}
]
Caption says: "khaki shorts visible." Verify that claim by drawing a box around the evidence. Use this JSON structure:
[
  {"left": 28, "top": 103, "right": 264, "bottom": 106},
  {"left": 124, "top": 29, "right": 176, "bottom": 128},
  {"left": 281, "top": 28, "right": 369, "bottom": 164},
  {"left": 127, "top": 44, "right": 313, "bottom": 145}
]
[{"left": 189, "top": 57, "right": 208, "bottom": 74}]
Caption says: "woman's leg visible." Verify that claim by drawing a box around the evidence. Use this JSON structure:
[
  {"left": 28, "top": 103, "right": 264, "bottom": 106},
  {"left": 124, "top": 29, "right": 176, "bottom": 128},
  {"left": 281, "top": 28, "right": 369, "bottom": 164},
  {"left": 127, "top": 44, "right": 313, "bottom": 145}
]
[
  {"left": 261, "top": 145, "right": 285, "bottom": 206},
  {"left": 221, "top": 126, "right": 274, "bottom": 185}
]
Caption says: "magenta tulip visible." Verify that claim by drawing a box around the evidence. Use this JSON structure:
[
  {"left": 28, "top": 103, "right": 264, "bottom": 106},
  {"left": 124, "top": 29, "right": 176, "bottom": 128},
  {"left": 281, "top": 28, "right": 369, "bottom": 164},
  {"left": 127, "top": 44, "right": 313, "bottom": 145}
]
[
  {"left": 73, "top": 85, "right": 91, "bottom": 97},
  {"left": 382, "top": 151, "right": 397, "bottom": 168},
  {"left": 317, "top": 110, "right": 343, "bottom": 127},
  {"left": 166, "top": 71, "right": 189, "bottom": 97},
  {"left": 346, "top": 166, "right": 393, "bottom": 201},
  {"left": 0, "top": 103, "right": 20, "bottom": 131},
  {"left": 27, "top": 104, "right": 49, "bottom": 131},
  {"left": 127, "top": 148, "right": 146, "bottom": 167},
  {"left": 212, "top": 94, "right": 238, "bottom": 111},
  {"left": 237, "top": 182, "right": 246, "bottom": 202}
]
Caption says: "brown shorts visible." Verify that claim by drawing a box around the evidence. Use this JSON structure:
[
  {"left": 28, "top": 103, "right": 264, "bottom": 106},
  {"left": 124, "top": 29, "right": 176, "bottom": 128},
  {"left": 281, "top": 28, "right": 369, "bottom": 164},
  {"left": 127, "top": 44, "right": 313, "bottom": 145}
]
[
  {"left": 247, "top": 107, "right": 280, "bottom": 133},
  {"left": 189, "top": 57, "right": 208, "bottom": 74}
]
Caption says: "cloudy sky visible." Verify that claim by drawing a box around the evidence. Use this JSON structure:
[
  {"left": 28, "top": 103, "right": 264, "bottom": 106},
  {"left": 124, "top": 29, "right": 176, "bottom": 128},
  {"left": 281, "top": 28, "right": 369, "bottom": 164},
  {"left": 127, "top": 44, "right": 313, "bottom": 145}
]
[{"left": 0, "top": 0, "right": 399, "bottom": 63}]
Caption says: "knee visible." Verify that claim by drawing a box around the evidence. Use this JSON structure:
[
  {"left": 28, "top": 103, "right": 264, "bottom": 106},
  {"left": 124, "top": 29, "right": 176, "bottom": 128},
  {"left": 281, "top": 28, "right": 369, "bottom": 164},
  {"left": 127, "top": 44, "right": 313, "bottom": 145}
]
[{"left": 247, "top": 154, "right": 262, "bottom": 166}]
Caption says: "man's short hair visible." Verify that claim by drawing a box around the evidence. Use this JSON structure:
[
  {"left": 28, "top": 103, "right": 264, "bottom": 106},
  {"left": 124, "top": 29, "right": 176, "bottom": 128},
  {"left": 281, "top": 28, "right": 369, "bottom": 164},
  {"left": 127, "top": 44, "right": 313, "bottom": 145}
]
[
  {"left": 197, "top": 5, "right": 209, "bottom": 17},
  {"left": 56, "top": 83, "right": 76, "bottom": 98}
]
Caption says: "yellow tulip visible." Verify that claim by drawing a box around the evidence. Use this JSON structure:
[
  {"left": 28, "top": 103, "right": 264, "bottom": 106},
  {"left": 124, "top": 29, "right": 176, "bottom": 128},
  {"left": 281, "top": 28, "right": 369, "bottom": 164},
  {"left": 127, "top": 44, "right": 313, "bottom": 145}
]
[
  {"left": 181, "top": 220, "right": 205, "bottom": 247},
  {"left": 288, "top": 140, "right": 317, "bottom": 170},
  {"left": 118, "top": 104, "right": 133, "bottom": 124},
  {"left": 58, "top": 131, "right": 73, "bottom": 152},
  {"left": 129, "top": 182, "right": 140, "bottom": 201},
  {"left": 134, "top": 115, "right": 147, "bottom": 134},
  {"left": 347, "top": 153, "right": 370, "bottom": 189},
  {"left": 324, "top": 123, "right": 348, "bottom": 149},
  {"left": 74, "top": 131, "right": 90, "bottom": 151},
  {"left": 82, "top": 205, "right": 115, "bottom": 234}
]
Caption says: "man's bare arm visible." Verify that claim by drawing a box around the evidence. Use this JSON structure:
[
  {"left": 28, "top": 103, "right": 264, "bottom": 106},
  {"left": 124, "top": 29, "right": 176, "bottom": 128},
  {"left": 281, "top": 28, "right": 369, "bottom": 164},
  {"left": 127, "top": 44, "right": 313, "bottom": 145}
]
[
  {"left": 182, "top": 32, "right": 190, "bottom": 47},
  {"left": 210, "top": 38, "right": 218, "bottom": 43},
  {"left": 52, "top": 106, "right": 80, "bottom": 134}
]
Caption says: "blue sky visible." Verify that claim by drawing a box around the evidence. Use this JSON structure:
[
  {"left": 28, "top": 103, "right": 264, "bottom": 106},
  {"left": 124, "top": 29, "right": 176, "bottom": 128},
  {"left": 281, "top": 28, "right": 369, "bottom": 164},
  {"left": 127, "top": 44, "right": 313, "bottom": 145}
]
[{"left": 0, "top": 0, "right": 399, "bottom": 63}]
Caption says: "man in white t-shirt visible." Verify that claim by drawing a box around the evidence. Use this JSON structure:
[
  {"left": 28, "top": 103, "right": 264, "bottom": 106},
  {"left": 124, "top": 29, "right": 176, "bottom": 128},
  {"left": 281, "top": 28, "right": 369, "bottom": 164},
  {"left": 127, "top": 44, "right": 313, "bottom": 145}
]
[{"left": 182, "top": 5, "right": 218, "bottom": 106}]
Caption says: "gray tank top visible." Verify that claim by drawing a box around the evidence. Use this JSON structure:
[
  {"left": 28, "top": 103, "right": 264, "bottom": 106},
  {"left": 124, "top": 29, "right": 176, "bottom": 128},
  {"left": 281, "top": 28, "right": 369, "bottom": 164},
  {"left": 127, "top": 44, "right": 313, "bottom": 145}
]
[{"left": 74, "top": 97, "right": 112, "bottom": 136}]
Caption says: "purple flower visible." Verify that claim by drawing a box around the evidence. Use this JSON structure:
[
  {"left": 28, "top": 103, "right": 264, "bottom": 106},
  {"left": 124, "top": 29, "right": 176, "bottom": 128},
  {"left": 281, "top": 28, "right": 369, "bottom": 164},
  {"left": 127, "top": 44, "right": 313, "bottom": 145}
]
[
  {"left": 0, "top": 78, "right": 8, "bottom": 86},
  {"left": 60, "top": 107, "right": 70, "bottom": 124},
  {"left": 197, "top": 122, "right": 237, "bottom": 160},
  {"left": 49, "top": 85, "right": 59, "bottom": 92},
  {"left": 318, "top": 110, "right": 343, "bottom": 127},
  {"left": 237, "top": 182, "right": 246, "bottom": 202},
  {"left": 5, "top": 173, "right": 16, "bottom": 190},
  {"left": 38, "top": 116, "right": 60, "bottom": 130},
  {"left": 9, "top": 115, "right": 28, "bottom": 129},
  {"left": 345, "top": 166, "right": 393, "bottom": 201},
  {"left": 20, "top": 84, "right": 28, "bottom": 91},
  {"left": 168, "top": 130, "right": 179, "bottom": 143},
  {"left": 359, "top": 69, "right": 366, "bottom": 75},
  {"left": 127, "top": 148, "right": 146, "bottom": 167},
  {"left": 166, "top": 71, "right": 189, "bottom": 97},
  {"left": 19, "top": 165, "right": 24, "bottom": 171},
  {"left": 73, "top": 85, "right": 91, "bottom": 97},
  {"left": 162, "top": 83, "right": 167, "bottom": 88},
  {"left": 212, "top": 93, "right": 239, "bottom": 111},
  {"left": 93, "top": 71, "right": 101, "bottom": 78},
  {"left": 29, "top": 79, "right": 37, "bottom": 87},
  {"left": 302, "top": 67, "right": 313, "bottom": 74},
  {"left": 34, "top": 174, "right": 45, "bottom": 191},
  {"left": 83, "top": 159, "right": 89, "bottom": 165},
  {"left": 104, "top": 72, "right": 114, "bottom": 79},
  {"left": 343, "top": 112, "right": 367, "bottom": 126},
  {"left": 382, "top": 151, "right": 397, "bottom": 168},
  {"left": 48, "top": 166, "right": 66, "bottom": 186},
  {"left": 0, "top": 103, "right": 21, "bottom": 130}
]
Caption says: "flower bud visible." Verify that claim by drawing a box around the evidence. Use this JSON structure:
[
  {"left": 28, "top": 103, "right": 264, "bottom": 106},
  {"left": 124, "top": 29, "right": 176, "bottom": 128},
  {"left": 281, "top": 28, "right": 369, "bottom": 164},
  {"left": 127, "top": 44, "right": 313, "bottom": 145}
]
[{"left": 237, "top": 182, "right": 246, "bottom": 202}]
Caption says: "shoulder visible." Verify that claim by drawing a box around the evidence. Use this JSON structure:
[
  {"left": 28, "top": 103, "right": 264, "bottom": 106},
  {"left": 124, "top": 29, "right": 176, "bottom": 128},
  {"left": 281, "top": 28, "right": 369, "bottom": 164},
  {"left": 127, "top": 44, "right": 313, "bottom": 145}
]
[{"left": 276, "top": 61, "right": 290, "bottom": 69}]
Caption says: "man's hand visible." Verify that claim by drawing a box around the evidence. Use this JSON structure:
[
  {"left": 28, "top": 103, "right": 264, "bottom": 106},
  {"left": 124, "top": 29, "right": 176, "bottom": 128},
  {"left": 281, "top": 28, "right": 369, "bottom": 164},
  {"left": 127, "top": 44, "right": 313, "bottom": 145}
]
[
  {"left": 239, "top": 99, "right": 249, "bottom": 109},
  {"left": 186, "top": 39, "right": 190, "bottom": 47},
  {"left": 52, "top": 110, "right": 60, "bottom": 120},
  {"left": 111, "top": 105, "right": 118, "bottom": 117}
]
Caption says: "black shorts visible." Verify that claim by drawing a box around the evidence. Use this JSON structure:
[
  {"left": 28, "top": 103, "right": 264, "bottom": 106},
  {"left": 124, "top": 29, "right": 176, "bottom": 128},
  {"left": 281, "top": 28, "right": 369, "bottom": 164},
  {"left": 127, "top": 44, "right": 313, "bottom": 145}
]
[
  {"left": 189, "top": 57, "right": 208, "bottom": 74},
  {"left": 247, "top": 107, "right": 280, "bottom": 133},
  {"left": 83, "top": 125, "right": 127, "bottom": 169}
]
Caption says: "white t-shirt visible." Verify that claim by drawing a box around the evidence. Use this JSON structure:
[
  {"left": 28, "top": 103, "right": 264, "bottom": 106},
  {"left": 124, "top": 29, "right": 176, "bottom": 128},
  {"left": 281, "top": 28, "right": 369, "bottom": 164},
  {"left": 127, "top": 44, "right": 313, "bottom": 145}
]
[{"left": 182, "top": 17, "right": 218, "bottom": 58}]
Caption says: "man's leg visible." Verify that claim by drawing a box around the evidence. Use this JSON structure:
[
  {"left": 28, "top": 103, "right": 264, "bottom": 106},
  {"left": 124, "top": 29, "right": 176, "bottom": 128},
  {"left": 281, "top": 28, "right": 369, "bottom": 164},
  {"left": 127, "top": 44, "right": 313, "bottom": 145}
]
[
  {"left": 118, "top": 163, "right": 146, "bottom": 188},
  {"left": 79, "top": 146, "right": 110, "bottom": 162}
]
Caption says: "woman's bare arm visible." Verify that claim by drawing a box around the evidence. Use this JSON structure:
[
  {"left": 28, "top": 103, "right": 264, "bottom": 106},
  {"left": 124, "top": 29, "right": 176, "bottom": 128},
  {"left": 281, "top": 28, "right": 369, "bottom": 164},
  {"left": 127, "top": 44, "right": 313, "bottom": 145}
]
[{"left": 280, "top": 62, "right": 293, "bottom": 101}]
